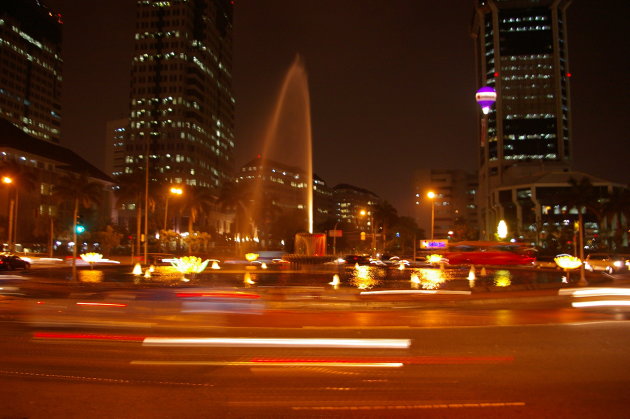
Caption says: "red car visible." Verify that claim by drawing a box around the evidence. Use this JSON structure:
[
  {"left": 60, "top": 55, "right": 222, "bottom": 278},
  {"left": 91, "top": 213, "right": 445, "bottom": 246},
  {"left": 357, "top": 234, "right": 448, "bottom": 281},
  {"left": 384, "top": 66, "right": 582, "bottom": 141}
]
[{"left": 442, "top": 241, "right": 535, "bottom": 266}]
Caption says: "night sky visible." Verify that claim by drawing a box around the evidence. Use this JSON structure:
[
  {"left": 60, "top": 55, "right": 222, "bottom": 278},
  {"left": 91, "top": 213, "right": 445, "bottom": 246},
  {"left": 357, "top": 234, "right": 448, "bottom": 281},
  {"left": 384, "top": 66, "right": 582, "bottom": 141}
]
[{"left": 44, "top": 0, "right": 628, "bottom": 216}]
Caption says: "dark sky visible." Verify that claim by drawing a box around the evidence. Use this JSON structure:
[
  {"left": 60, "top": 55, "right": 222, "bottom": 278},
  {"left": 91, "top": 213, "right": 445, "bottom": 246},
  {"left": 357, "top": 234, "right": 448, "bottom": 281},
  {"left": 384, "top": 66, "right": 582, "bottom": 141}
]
[{"left": 45, "top": 0, "right": 628, "bottom": 216}]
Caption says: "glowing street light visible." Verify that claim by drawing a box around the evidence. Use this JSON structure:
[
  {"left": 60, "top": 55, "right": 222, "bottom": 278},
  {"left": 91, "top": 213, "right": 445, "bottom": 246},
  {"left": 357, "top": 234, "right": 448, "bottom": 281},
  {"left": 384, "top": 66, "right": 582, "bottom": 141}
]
[
  {"left": 497, "top": 220, "right": 508, "bottom": 240},
  {"left": 163, "top": 186, "right": 184, "bottom": 230},
  {"left": 427, "top": 191, "right": 436, "bottom": 240},
  {"left": 2, "top": 176, "right": 15, "bottom": 251},
  {"left": 359, "top": 209, "right": 376, "bottom": 258}
]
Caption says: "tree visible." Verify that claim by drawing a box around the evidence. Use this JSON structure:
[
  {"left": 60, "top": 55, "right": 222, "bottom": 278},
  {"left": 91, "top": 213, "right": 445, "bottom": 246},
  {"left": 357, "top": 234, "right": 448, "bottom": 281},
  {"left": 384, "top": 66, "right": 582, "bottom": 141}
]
[
  {"left": 373, "top": 200, "right": 398, "bottom": 253},
  {"left": 391, "top": 216, "right": 422, "bottom": 256},
  {"left": 114, "top": 173, "right": 152, "bottom": 253},
  {"left": 0, "top": 158, "right": 38, "bottom": 250},
  {"left": 217, "top": 181, "right": 254, "bottom": 241},
  {"left": 91, "top": 225, "right": 123, "bottom": 257},
  {"left": 180, "top": 186, "right": 215, "bottom": 234},
  {"left": 559, "top": 177, "right": 605, "bottom": 284},
  {"left": 53, "top": 172, "right": 103, "bottom": 281},
  {"left": 601, "top": 187, "right": 630, "bottom": 250}
]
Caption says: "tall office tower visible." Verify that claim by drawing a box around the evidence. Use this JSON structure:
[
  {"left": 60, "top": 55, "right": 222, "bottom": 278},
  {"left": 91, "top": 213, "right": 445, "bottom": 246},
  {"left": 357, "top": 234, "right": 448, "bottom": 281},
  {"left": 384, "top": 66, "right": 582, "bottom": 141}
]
[
  {"left": 413, "top": 169, "right": 479, "bottom": 241},
  {"left": 0, "top": 0, "right": 63, "bottom": 144},
  {"left": 472, "top": 0, "right": 572, "bottom": 238},
  {"left": 121, "top": 0, "right": 235, "bottom": 190}
]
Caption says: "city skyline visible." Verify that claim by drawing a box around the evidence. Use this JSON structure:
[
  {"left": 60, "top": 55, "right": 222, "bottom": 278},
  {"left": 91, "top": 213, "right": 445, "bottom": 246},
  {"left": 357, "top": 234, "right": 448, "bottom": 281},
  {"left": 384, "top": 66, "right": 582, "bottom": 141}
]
[{"left": 45, "top": 0, "right": 628, "bottom": 216}]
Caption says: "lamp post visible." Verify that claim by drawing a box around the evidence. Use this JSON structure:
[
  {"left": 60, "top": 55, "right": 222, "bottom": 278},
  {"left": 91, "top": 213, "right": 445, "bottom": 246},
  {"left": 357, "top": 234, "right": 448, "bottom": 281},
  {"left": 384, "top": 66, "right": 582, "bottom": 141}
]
[
  {"left": 427, "top": 191, "right": 436, "bottom": 240},
  {"left": 2, "top": 176, "right": 14, "bottom": 252},
  {"left": 360, "top": 209, "right": 376, "bottom": 258},
  {"left": 475, "top": 86, "right": 497, "bottom": 240},
  {"left": 332, "top": 221, "right": 339, "bottom": 256},
  {"left": 163, "top": 186, "right": 183, "bottom": 230}
]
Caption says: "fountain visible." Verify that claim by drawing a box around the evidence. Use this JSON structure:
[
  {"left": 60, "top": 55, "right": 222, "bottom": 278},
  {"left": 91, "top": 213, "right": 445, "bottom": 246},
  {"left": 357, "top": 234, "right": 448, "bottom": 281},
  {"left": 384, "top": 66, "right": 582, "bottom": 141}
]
[{"left": 256, "top": 55, "right": 331, "bottom": 261}]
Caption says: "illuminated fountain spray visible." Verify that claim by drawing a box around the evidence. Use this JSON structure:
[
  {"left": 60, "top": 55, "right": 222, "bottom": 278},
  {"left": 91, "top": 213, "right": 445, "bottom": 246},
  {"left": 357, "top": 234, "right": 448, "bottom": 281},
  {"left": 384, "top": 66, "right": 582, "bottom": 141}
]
[
  {"left": 259, "top": 55, "right": 314, "bottom": 233},
  {"left": 257, "top": 55, "right": 326, "bottom": 256}
]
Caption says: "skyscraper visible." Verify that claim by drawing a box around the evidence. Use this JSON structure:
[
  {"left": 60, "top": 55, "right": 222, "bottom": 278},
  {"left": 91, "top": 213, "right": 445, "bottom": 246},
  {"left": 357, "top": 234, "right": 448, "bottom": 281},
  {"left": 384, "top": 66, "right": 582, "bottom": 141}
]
[
  {"left": 119, "top": 0, "right": 235, "bottom": 191},
  {"left": 472, "top": 0, "right": 573, "bottom": 238},
  {"left": 0, "top": 0, "right": 63, "bottom": 144}
]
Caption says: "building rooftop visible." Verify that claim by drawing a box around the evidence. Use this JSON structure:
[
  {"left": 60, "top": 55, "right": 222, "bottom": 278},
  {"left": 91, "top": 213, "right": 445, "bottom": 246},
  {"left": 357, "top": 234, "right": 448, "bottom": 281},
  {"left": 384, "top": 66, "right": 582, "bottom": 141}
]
[{"left": 0, "top": 119, "right": 112, "bottom": 182}]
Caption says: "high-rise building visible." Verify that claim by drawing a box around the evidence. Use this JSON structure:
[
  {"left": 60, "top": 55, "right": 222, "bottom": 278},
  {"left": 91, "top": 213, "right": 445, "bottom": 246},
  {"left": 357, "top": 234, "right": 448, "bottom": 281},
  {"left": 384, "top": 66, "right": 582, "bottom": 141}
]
[
  {"left": 413, "top": 169, "right": 479, "bottom": 241},
  {"left": 118, "top": 0, "right": 235, "bottom": 191},
  {"left": 0, "top": 0, "right": 63, "bottom": 144},
  {"left": 472, "top": 0, "right": 573, "bottom": 238}
]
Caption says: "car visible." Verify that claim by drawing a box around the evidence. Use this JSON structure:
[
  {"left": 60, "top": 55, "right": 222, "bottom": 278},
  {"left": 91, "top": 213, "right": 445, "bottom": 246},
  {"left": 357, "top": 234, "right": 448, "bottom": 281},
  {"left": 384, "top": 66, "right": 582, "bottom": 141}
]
[
  {"left": 342, "top": 255, "right": 371, "bottom": 265},
  {"left": 146, "top": 253, "right": 178, "bottom": 266},
  {"left": 584, "top": 253, "right": 628, "bottom": 274},
  {"left": 0, "top": 255, "right": 31, "bottom": 270}
]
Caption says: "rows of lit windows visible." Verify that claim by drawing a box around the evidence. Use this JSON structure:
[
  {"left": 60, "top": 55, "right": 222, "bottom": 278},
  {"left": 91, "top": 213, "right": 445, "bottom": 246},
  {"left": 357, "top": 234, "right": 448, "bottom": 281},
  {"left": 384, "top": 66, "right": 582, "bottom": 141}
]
[
  {"left": 502, "top": 25, "right": 550, "bottom": 32},
  {"left": 503, "top": 94, "right": 555, "bottom": 101},
  {"left": 135, "top": 30, "right": 180, "bottom": 40},
  {"left": 505, "top": 133, "right": 556, "bottom": 140},
  {"left": 0, "top": 38, "right": 61, "bottom": 77},
  {"left": 502, "top": 64, "right": 553, "bottom": 71},
  {"left": 505, "top": 154, "right": 557, "bottom": 160},
  {"left": 503, "top": 74, "right": 551, "bottom": 81},
  {"left": 505, "top": 113, "right": 555, "bottom": 120},
  {"left": 0, "top": 20, "right": 60, "bottom": 59},
  {"left": 501, "top": 16, "right": 548, "bottom": 24}
]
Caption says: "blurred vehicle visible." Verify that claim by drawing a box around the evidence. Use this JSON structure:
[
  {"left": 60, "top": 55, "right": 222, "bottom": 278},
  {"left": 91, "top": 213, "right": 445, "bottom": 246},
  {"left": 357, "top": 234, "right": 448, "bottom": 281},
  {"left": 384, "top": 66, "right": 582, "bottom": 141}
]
[
  {"left": 343, "top": 255, "right": 371, "bottom": 265},
  {"left": 533, "top": 254, "right": 560, "bottom": 269},
  {"left": 442, "top": 241, "right": 535, "bottom": 266},
  {"left": 584, "top": 253, "right": 628, "bottom": 274},
  {"left": 0, "top": 254, "right": 31, "bottom": 270},
  {"left": 147, "top": 253, "right": 177, "bottom": 266}
]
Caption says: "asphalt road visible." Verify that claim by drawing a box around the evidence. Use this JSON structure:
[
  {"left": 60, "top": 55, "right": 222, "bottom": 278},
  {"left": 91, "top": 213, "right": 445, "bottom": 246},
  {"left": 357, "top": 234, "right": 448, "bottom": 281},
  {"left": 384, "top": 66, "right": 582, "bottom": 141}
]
[
  {"left": 2, "top": 267, "right": 630, "bottom": 417},
  {"left": 1, "top": 311, "right": 630, "bottom": 418}
]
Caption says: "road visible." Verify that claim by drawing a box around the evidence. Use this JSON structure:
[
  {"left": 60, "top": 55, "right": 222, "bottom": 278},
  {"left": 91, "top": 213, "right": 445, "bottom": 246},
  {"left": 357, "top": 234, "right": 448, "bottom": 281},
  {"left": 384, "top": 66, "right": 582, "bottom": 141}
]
[
  {"left": 1, "top": 306, "right": 630, "bottom": 418},
  {"left": 1, "top": 268, "right": 630, "bottom": 417}
]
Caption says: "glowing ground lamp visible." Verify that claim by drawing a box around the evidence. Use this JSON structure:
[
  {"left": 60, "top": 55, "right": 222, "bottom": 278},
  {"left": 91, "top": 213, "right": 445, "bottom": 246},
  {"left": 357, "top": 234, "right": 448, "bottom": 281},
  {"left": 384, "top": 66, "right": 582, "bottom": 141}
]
[
  {"left": 170, "top": 256, "right": 210, "bottom": 282},
  {"left": 475, "top": 86, "right": 496, "bottom": 115},
  {"left": 426, "top": 254, "right": 443, "bottom": 264},
  {"left": 245, "top": 253, "right": 259, "bottom": 262},
  {"left": 80, "top": 252, "right": 103, "bottom": 269},
  {"left": 554, "top": 254, "right": 582, "bottom": 283}
]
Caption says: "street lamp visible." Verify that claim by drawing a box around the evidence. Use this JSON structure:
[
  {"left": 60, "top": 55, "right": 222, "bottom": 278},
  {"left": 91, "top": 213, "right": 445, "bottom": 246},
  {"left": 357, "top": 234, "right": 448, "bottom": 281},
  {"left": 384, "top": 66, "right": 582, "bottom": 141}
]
[
  {"left": 476, "top": 86, "right": 497, "bottom": 240},
  {"left": 163, "top": 186, "right": 183, "bottom": 230},
  {"left": 2, "top": 176, "right": 15, "bottom": 252},
  {"left": 359, "top": 209, "right": 376, "bottom": 257},
  {"left": 427, "top": 191, "right": 436, "bottom": 240},
  {"left": 332, "top": 221, "right": 339, "bottom": 256}
]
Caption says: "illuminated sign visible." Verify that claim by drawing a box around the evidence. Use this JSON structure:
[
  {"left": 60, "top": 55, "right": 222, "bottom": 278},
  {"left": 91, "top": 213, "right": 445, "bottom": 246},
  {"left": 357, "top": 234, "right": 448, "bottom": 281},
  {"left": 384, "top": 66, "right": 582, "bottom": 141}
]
[{"left": 419, "top": 240, "right": 448, "bottom": 249}]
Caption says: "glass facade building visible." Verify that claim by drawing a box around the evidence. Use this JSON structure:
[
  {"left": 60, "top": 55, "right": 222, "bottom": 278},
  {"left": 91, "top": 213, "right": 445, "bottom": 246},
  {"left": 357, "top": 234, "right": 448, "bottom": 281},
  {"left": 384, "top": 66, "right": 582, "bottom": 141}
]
[
  {"left": 472, "top": 0, "right": 573, "bottom": 239},
  {"left": 120, "top": 0, "right": 235, "bottom": 192},
  {"left": 0, "top": 0, "right": 63, "bottom": 144}
]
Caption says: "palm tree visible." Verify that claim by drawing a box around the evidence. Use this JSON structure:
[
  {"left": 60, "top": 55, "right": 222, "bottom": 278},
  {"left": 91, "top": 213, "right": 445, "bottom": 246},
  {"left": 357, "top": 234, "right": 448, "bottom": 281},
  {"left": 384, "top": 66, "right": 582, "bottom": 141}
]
[
  {"left": 601, "top": 187, "right": 630, "bottom": 250},
  {"left": 114, "top": 173, "right": 152, "bottom": 253},
  {"left": 0, "top": 158, "right": 38, "bottom": 251},
  {"left": 180, "top": 186, "right": 216, "bottom": 234},
  {"left": 559, "top": 177, "right": 605, "bottom": 284},
  {"left": 53, "top": 172, "right": 103, "bottom": 281},
  {"left": 218, "top": 181, "right": 254, "bottom": 239}
]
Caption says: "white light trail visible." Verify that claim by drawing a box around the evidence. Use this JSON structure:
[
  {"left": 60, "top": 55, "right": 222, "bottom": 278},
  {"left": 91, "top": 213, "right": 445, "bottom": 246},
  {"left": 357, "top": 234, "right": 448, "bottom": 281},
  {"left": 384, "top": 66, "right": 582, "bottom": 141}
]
[{"left": 142, "top": 337, "right": 411, "bottom": 349}]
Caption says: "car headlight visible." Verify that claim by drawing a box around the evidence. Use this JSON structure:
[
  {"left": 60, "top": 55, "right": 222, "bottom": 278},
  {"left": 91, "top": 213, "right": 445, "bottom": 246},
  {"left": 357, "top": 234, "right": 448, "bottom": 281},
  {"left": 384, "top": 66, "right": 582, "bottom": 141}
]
[{"left": 614, "top": 261, "right": 623, "bottom": 268}]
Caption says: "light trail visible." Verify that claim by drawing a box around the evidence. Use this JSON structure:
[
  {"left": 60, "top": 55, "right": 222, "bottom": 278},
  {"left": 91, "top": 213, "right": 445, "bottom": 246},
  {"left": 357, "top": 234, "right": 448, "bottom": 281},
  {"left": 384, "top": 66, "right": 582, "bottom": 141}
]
[
  {"left": 360, "top": 290, "right": 471, "bottom": 295},
  {"left": 142, "top": 337, "right": 411, "bottom": 348}
]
